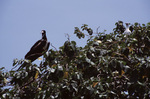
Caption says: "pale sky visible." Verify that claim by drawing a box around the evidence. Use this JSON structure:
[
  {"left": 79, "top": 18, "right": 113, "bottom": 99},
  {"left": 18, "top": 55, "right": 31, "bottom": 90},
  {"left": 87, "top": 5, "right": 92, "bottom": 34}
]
[{"left": 0, "top": 0, "right": 150, "bottom": 70}]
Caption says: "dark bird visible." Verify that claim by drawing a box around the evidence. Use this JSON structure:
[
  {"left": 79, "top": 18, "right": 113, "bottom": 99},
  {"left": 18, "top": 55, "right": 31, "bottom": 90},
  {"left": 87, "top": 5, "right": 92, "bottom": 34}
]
[
  {"left": 116, "top": 21, "right": 125, "bottom": 33},
  {"left": 18, "top": 30, "right": 50, "bottom": 70},
  {"left": 25, "top": 30, "right": 50, "bottom": 62}
]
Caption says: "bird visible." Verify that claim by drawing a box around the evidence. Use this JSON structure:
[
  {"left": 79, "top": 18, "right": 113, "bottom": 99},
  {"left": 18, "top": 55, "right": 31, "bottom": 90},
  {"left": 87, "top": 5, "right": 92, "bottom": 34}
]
[
  {"left": 124, "top": 23, "right": 131, "bottom": 35},
  {"left": 25, "top": 30, "right": 50, "bottom": 62},
  {"left": 17, "top": 30, "right": 50, "bottom": 70},
  {"left": 117, "top": 21, "right": 125, "bottom": 33}
]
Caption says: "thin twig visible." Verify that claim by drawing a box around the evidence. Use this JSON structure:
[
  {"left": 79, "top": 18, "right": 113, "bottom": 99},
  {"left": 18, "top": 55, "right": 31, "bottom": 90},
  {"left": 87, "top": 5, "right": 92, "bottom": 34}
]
[
  {"left": 65, "top": 33, "right": 70, "bottom": 41},
  {"left": 96, "top": 26, "right": 100, "bottom": 34},
  {"left": 20, "top": 78, "right": 35, "bottom": 89},
  {"left": 51, "top": 43, "right": 58, "bottom": 51}
]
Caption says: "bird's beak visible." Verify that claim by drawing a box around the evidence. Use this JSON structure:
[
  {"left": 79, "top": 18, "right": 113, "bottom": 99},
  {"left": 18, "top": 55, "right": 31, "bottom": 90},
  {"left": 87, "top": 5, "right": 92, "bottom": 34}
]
[
  {"left": 41, "top": 30, "right": 46, "bottom": 34},
  {"left": 41, "top": 31, "right": 43, "bottom": 34}
]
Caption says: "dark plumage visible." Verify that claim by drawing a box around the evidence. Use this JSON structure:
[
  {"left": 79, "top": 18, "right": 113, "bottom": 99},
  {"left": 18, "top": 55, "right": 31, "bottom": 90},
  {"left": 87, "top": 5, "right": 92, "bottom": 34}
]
[
  {"left": 117, "top": 21, "right": 125, "bottom": 33},
  {"left": 17, "top": 30, "right": 50, "bottom": 70},
  {"left": 25, "top": 30, "right": 50, "bottom": 62}
]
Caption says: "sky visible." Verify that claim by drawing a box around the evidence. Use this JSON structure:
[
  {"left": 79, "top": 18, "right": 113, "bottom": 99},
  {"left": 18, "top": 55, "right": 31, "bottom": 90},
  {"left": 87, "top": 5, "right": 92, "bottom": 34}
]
[{"left": 0, "top": 0, "right": 150, "bottom": 71}]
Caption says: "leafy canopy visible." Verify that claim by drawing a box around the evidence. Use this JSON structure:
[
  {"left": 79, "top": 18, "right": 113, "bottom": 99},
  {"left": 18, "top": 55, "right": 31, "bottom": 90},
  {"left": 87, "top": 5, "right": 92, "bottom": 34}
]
[{"left": 1, "top": 21, "right": 150, "bottom": 99}]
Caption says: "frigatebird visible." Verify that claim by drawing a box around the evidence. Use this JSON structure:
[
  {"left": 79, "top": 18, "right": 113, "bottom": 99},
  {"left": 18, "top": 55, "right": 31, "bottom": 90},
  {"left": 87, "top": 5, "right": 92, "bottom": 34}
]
[{"left": 17, "top": 30, "right": 50, "bottom": 70}]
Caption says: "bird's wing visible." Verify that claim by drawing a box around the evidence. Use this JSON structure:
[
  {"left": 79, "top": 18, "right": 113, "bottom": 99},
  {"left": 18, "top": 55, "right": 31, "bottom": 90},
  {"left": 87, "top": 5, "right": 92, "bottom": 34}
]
[
  {"left": 18, "top": 53, "right": 43, "bottom": 71},
  {"left": 30, "top": 40, "right": 42, "bottom": 51},
  {"left": 46, "top": 42, "right": 50, "bottom": 51},
  {"left": 25, "top": 40, "right": 47, "bottom": 60},
  {"left": 25, "top": 53, "right": 43, "bottom": 62},
  {"left": 30, "top": 40, "right": 47, "bottom": 52},
  {"left": 41, "top": 42, "right": 50, "bottom": 54}
]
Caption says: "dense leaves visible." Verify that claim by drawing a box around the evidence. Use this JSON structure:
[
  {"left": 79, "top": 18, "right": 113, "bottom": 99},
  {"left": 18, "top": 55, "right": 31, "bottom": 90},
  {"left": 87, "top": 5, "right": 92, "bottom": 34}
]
[{"left": 1, "top": 21, "right": 150, "bottom": 99}]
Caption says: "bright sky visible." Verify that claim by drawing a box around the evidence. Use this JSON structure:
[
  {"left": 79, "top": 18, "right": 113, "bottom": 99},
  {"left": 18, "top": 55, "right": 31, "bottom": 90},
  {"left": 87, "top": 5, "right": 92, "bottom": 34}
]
[{"left": 0, "top": 0, "right": 150, "bottom": 70}]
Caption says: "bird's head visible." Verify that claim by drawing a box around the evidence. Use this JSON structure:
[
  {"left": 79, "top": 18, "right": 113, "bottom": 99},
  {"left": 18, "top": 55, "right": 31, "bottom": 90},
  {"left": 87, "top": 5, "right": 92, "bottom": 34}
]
[
  {"left": 41, "top": 30, "right": 47, "bottom": 40},
  {"left": 41, "top": 30, "right": 46, "bottom": 35},
  {"left": 125, "top": 23, "right": 130, "bottom": 27}
]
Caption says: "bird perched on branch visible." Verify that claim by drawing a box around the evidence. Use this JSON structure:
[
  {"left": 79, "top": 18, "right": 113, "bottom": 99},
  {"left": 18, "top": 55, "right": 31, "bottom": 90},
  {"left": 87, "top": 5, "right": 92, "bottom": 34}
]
[
  {"left": 124, "top": 23, "right": 131, "bottom": 35},
  {"left": 17, "top": 30, "right": 50, "bottom": 70}
]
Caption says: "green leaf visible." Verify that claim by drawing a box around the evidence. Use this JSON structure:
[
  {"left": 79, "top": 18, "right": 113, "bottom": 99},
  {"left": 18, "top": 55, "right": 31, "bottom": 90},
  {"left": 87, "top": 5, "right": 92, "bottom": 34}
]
[{"left": 13, "top": 59, "right": 18, "bottom": 66}]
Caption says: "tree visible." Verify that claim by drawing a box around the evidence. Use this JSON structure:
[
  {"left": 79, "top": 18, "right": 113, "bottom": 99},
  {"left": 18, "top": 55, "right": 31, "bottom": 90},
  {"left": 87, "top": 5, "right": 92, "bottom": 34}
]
[{"left": 1, "top": 21, "right": 150, "bottom": 99}]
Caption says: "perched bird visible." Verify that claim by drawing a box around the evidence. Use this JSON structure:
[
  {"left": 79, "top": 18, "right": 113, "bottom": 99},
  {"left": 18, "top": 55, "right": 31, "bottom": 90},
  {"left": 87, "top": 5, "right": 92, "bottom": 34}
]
[
  {"left": 124, "top": 23, "right": 131, "bottom": 35},
  {"left": 25, "top": 30, "right": 50, "bottom": 62},
  {"left": 117, "top": 21, "right": 125, "bottom": 33},
  {"left": 17, "top": 30, "right": 50, "bottom": 70}
]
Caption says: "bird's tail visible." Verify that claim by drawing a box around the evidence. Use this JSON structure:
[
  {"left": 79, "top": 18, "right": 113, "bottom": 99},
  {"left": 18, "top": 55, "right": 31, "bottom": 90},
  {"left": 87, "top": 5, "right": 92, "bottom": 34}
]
[{"left": 17, "top": 61, "right": 29, "bottom": 71}]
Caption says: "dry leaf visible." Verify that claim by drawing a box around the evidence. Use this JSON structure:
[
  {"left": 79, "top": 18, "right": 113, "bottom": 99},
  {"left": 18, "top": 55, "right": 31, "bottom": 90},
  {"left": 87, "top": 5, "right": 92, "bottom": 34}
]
[
  {"left": 63, "top": 72, "right": 69, "bottom": 78},
  {"left": 34, "top": 71, "right": 39, "bottom": 79}
]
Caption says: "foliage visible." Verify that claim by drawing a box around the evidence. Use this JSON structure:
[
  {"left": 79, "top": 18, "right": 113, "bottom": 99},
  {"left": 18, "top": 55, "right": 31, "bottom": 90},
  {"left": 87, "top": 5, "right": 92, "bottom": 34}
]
[{"left": 1, "top": 21, "right": 150, "bottom": 99}]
